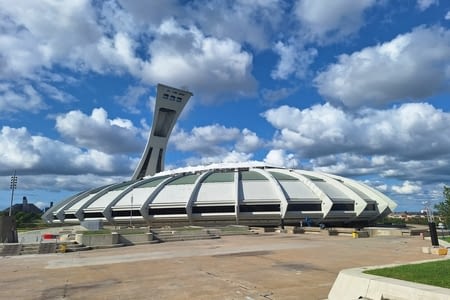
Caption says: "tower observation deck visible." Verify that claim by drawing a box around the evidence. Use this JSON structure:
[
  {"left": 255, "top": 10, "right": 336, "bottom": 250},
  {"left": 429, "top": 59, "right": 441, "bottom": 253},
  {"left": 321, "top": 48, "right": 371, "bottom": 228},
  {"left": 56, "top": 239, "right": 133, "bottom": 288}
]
[{"left": 132, "top": 84, "right": 193, "bottom": 180}]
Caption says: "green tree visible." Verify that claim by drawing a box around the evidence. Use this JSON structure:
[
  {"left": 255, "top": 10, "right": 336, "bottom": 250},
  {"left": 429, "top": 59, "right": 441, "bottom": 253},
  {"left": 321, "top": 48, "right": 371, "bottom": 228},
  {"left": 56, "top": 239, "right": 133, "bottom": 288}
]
[
  {"left": 0, "top": 211, "right": 43, "bottom": 228},
  {"left": 435, "top": 186, "right": 450, "bottom": 227}
]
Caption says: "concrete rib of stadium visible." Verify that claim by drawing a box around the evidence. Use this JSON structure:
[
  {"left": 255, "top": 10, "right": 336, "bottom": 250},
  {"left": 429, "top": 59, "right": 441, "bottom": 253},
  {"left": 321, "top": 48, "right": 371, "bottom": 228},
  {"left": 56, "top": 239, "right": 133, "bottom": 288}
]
[
  {"left": 43, "top": 84, "right": 397, "bottom": 227},
  {"left": 43, "top": 163, "right": 396, "bottom": 227}
]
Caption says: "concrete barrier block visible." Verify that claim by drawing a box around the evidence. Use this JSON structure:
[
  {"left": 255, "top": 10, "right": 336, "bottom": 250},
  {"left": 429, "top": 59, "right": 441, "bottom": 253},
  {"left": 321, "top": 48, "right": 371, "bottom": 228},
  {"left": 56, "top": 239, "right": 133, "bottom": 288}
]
[
  {"left": 357, "top": 231, "right": 370, "bottom": 238},
  {"left": 422, "top": 246, "right": 431, "bottom": 254},
  {"left": 328, "top": 270, "right": 372, "bottom": 300},
  {"left": 77, "top": 233, "right": 118, "bottom": 246},
  {"left": 293, "top": 227, "right": 305, "bottom": 234},
  {"left": 329, "top": 266, "right": 450, "bottom": 300},
  {"left": 119, "top": 233, "right": 153, "bottom": 245}
]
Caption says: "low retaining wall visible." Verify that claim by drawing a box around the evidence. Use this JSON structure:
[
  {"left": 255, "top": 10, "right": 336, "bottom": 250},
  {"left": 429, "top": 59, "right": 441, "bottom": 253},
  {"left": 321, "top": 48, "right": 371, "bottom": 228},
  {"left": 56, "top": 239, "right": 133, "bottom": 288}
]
[
  {"left": 76, "top": 232, "right": 154, "bottom": 247},
  {"left": 76, "top": 233, "right": 119, "bottom": 246},
  {"left": 328, "top": 260, "right": 450, "bottom": 300},
  {"left": 118, "top": 233, "right": 153, "bottom": 245},
  {"left": 366, "top": 227, "right": 411, "bottom": 237}
]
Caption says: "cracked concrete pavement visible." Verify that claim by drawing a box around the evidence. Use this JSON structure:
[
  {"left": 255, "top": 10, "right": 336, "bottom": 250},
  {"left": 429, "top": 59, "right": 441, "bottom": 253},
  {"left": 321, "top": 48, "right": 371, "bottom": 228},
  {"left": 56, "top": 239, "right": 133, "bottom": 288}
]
[{"left": 0, "top": 233, "right": 439, "bottom": 299}]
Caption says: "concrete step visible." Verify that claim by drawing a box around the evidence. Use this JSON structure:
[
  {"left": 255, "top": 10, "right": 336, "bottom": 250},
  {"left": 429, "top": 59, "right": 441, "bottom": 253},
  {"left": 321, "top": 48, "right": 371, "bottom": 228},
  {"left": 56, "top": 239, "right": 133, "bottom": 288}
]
[
  {"left": 151, "top": 230, "right": 219, "bottom": 242},
  {"left": 20, "top": 244, "right": 40, "bottom": 255},
  {"left": 57, "top": 242, "right": 92, "bottom": 253},
  {"left": 0, "top": 244, "right": 22, "bottom": 256},
  {"left": 39, "top": 243, "right": 57, "bottom": 254},
  {"left": 66, "top": 244, "right": 91, "bottom": 252}
]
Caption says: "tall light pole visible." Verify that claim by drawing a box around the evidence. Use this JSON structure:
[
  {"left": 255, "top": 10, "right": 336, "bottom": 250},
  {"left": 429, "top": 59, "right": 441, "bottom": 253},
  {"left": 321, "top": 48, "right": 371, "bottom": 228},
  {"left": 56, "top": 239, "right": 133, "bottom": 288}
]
[
  {"left": 422, "top": 201, "right": 439, "bottom": 247},
  {"left": 129, "top": 194, "right": 133, "bottom": 228},
  {"left": 9, "top": 170, "right": 18, "bottom": 216}
]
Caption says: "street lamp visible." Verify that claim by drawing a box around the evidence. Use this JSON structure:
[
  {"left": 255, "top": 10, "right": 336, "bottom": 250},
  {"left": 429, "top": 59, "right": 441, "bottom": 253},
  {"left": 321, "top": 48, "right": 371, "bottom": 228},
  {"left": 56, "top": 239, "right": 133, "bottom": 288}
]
[
  {"left": 422, "top": 201, "right": 439, "bottom": 247},
  {"left": 9, "top": 170, "right": 18, "bottom": 217},
  {"left": 129, "top": 194, "right": 133, "bottom": 228}
]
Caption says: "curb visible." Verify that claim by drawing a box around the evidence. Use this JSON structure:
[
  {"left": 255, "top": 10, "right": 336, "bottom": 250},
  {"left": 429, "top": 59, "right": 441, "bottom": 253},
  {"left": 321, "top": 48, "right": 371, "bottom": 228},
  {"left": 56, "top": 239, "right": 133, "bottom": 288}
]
[{"left": 328, "top": 258, "right": 450, "bottom": 300}]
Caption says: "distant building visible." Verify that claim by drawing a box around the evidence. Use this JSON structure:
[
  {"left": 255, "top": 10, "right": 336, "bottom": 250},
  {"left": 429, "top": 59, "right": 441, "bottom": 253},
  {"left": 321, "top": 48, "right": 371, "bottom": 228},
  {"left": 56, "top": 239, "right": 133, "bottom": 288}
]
[{"left": 4, "top": 196, "right": 42, "bottom": 215}]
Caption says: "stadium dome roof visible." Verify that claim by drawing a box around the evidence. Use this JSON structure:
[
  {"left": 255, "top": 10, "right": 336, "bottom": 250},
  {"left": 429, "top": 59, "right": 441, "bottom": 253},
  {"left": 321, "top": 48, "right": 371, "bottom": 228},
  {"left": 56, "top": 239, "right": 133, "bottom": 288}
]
[
  {"left": 43, "top": 163, "right": 396, "bottom": 227},
  {"left": 43, "top": 84, "right": 396, "bottom": 227}
]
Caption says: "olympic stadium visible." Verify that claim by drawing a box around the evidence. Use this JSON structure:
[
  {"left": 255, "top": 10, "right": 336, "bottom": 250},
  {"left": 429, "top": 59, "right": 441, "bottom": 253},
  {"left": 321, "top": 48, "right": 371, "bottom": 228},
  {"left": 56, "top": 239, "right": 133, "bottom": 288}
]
[{"left": 43, "top": 84, "right": 397, "bottom": 227}]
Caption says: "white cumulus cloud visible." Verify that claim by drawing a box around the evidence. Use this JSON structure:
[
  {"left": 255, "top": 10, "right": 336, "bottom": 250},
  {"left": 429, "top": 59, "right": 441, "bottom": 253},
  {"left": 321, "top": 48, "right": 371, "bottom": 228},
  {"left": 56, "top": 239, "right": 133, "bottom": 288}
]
[
  {"left": 235, "top": 129, "right": 263, "bottom": 153},
  {"left": 0, "top": 126, "right": 135, "bottom": 177},
  {"left": 141, "top": 19, "right": 256, "bottom": 100},
  {"left": 294, "top": 0, "right": 376, "bottom": 43},
  {"left": 0, "top": 0, "right": 101, "bottom": 79},
  {"left": 55, "top": 108, "right": 144, "bottom": 154},
  {"left": 271, "top": 41, "right": 317, "bottom": 79},
  {"left": 171, "top": 124, "right": 241, "bottom": 155},
  {"left": 170, "top": 124, "right": 263, "bottom": 166},
  {"left": 263, "top": 102, "right": 450, "bottom": 160},
  {"left": 416, "top": 0, "right": 438, "bottom": 11},
  {"left": 185, "top": 0, "right": 284, "bottom": 50},
  {"left": 264, "top": 149, "right": 299, "bottom": 168},
  {"left": 392, "top": 181, "right": 422, "bottom": 194},
  {"left": 0, "top": 1, "right": 258, "bottom": 104},
  {"left": 315, "top": 26, "right": 450, "bottom": 108},
  {"left": 0, "top": 83, "right": 47, "bottom": 114},
  {"left": 262, "top": 102, "right": 450, "bottom": 183},
  {"left": 184, "top": 151, "right": 253, "bottom": 167}
]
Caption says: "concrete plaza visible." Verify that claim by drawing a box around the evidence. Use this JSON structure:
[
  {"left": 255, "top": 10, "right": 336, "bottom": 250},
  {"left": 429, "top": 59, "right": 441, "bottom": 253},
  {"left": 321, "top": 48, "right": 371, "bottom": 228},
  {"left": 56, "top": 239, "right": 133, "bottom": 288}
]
[{"left": 0, "top": 233, "right": 441, "bottom": 299}]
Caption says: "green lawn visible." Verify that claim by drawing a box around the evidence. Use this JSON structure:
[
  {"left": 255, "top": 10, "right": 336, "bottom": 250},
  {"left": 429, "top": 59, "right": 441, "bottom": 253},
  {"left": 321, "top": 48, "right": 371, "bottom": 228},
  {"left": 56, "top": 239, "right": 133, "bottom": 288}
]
[
  {"left": 443, "top": 236, "right": 450, "bottom": 243},
  {"left": 364, "top": 260, "right": 450, "bottom": 288}
]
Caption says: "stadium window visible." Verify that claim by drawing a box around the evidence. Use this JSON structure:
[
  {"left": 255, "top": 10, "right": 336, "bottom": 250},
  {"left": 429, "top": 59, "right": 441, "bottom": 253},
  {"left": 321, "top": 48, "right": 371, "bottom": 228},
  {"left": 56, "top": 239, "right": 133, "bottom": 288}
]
[
  {"left": 148, "top": 207, "right": 186, "bottom": 215},
  {"left": 83, "top": 212, "right": 105, "bottom": 218},
  {"left": 331, "top": 203, "right": 354, "bottom": 211},
  {"left": 64, "top": 214, "right": 78, "bottom": 219},
  {"left": 365, "top": 203, "right": 377, "bottom": 211},
  {"left": 192, "top": 206, "right": 235, "bottom": 213},
  {"left": 239, "top": 204, "right": 280, "bottom": 212},
  {"left": 287, "top": 203, "right": 321, "bottom": 211},
  {"left": 112, "top": 210, "right": 142, "bottom": 217}
]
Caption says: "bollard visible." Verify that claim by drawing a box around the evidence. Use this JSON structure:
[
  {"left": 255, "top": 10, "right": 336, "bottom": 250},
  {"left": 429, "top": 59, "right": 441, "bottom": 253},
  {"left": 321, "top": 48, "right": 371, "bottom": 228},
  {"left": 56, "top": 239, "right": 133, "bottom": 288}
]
[{"left": 59, "top": 243, "right": 67, "bottom": 253}]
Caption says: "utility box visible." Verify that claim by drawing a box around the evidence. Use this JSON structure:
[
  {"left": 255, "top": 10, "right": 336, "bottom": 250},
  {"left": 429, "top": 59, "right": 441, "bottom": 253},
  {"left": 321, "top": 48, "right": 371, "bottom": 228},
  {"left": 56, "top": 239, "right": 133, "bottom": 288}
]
[
  {"left": 81, "top": 220, "right": 103, "bottom": 231},
  {"left": 0, "top": 216, "right": 18, "bottom": 243}
]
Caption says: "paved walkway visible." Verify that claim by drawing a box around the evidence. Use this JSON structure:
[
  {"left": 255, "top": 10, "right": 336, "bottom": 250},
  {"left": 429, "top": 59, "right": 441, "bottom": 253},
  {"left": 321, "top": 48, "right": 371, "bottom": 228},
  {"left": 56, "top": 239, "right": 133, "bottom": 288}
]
[{"left": 0, "top": 233, "right": 442, "bottom": 299}]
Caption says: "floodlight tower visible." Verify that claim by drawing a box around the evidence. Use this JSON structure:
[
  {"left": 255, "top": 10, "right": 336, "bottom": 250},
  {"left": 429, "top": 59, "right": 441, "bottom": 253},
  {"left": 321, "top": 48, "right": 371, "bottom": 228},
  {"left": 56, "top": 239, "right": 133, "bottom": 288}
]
[
  {"left": 9, "top": 170, "right": 18, "bottom": 216},
  {"left": 132, "top": 84, "right": 193, "bottom": 180}
]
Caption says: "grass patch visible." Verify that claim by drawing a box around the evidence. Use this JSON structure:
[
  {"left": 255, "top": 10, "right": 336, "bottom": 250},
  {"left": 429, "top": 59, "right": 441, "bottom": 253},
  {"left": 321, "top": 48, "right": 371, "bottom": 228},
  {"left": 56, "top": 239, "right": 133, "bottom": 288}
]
[
  {"left": 364, "top": 260, "right": 450, "bottom": 288},
  {"left": 221, "top": 225, "right": 249, "bottom": 232},
  {"left": 442, "top": 236, "right": 450, "bottom": 243}
]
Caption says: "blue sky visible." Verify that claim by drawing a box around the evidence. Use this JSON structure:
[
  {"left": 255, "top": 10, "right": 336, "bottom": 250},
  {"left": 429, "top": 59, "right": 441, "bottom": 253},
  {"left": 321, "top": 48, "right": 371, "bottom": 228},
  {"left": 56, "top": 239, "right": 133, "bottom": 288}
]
[{"left": 1, "top": 0, "right": 450, "bottom": 212}]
